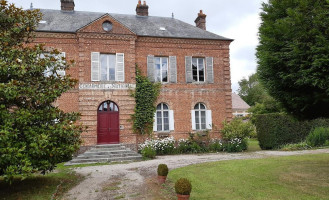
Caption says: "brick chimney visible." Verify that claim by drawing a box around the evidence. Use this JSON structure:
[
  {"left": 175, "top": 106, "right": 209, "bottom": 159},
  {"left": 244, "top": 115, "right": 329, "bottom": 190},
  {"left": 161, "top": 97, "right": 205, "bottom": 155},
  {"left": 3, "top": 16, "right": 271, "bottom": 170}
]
[
  {"left": 136, "top": 0, "right": 149, "bottom": 16},
  {"left": 61, "top": 0, "right": 75, "bottom": 11},
  {"left": 195, "top": 10, "right": 207, "bottom": 30}
]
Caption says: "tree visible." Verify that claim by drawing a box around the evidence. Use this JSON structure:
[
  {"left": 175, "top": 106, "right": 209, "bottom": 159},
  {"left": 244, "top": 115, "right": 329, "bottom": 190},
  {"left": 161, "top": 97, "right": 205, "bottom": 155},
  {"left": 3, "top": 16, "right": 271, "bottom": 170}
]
[
  {"left": 237, "top": 73, "right": 283, "bottom": 114},
  {"left": 0, "top": 1, "right": 83, "bottom": 182},
  {"left": 256, "top": 0, "right": 329, "bottom": 120},
  {"left": 238, "top": 73, "right": 268, "bottom": 106}
]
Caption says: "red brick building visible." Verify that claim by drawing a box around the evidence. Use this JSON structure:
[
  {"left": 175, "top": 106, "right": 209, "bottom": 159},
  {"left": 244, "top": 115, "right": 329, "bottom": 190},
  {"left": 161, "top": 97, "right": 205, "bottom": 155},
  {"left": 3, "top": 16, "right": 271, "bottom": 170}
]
[{"left": 34, "top": 0, "right": 233, "bottom": 149}]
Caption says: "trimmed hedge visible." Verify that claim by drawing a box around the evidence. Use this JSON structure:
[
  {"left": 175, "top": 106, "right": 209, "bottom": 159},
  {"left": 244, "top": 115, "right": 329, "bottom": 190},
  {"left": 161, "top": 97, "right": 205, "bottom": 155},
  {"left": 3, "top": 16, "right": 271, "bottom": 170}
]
[{"left": 254, "top": 114, "right": 329, "bottom": 149}]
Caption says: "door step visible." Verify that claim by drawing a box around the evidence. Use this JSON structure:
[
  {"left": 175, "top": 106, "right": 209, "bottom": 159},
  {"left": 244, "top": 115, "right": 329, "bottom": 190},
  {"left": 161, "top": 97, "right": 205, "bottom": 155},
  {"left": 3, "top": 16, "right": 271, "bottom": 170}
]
[{"left": 65, "top": 144, "right": 142, "bottom": 166}]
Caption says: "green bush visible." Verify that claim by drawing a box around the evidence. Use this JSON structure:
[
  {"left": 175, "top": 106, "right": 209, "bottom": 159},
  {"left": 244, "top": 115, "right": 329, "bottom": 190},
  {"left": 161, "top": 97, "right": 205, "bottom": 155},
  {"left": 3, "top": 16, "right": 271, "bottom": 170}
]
[
  {"left": 255, "top": 114, "right": 329, "bottom": 149},
  {"left": 141, "top": 146, "right": 156, "bottom": 159},
  {"left": 157, "top": 164, "right": 169, "bottom": 176},
  {"left": 175, "top": 178, "right": 192, "bottom": 195},
  {"left": 221, "top": 118, "right": 256, "bottom": 140},
  {"left": 223, "top": 138, "right": 248, "bottom": 152},
  {"left": 280, "top": 142, "right": 312, "bottom": 151},
  {"left": 306, "top": 127, "right": 329, "bottom": 147}
]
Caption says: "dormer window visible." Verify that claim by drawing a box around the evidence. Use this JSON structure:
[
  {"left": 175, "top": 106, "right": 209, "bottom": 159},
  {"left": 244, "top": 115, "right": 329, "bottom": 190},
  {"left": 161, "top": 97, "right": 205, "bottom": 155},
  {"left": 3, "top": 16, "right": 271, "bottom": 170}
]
[{"left": 102, "top": 21, "right": 113, "bottom": 31}]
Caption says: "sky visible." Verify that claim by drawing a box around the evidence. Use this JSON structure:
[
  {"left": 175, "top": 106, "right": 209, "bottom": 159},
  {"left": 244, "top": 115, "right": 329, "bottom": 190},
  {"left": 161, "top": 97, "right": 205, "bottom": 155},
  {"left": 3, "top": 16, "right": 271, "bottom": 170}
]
[{"left": 7, "top": 0, "right": 267, "bottom": 92}]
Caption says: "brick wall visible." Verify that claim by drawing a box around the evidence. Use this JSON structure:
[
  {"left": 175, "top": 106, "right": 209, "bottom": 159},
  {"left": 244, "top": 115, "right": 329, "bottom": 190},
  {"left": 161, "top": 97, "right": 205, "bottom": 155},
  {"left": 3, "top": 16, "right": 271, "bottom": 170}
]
[{"left": 33, "top": 16, "right": 232, "bottom": 147}]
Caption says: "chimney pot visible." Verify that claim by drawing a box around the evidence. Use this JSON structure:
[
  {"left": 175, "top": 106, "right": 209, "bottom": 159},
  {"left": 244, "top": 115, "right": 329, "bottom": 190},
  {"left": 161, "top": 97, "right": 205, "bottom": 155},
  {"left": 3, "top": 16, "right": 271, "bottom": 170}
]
[
  {"left": 136, "top": 0, "right": 149, "bottom": 16},
  {"left": 195, "top": 10, "right": 207, "bottom": 30}
]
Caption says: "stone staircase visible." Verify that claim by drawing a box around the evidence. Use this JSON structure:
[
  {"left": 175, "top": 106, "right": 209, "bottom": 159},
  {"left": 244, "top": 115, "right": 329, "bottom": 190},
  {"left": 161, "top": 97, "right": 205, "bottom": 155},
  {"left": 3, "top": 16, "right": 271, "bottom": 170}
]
[{"left": 65, "top": 144, "right": 142, "bottom": 166}]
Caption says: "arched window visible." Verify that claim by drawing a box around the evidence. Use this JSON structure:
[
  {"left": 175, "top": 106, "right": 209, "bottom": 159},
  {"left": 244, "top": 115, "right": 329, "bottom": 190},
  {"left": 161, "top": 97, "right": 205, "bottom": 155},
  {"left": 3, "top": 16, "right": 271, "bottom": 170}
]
[
  {"left": 98, "top": 101, "right": 119, "bottom": 112},
  {"left": 194, "top": 103, "right": 207, "bottom": 130},
  {"left": 156, "top": 103, "right": 170, "bottom": 131}
]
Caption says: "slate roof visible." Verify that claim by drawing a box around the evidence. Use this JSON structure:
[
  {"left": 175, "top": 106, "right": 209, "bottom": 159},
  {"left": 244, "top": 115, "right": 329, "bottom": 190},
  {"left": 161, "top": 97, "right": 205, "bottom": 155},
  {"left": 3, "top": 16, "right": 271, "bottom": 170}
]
[
  {"left": 232, "top": 93, "right": 250, "bottom": 110},
  {"left": 37, "top": 9, "right": 232, "bottom": 41}
]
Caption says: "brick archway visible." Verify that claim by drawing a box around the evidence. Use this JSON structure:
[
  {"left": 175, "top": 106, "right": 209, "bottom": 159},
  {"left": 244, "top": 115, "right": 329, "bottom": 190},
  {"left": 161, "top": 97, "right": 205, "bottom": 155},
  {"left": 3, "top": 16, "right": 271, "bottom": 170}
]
[{"left": 97, "top": 100, "right": 120, "bottom": 144}]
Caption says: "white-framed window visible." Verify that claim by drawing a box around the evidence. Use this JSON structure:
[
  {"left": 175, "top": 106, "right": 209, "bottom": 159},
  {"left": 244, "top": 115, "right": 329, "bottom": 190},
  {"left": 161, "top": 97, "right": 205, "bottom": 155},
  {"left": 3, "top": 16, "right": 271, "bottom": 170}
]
[
  {"left": 191, "top": 103, "right": 212, "bottom": 130},
  {"left": 42, "top": 52, "right": 66, "bottom": 77},
  {"left": 155, "top": 57, "right": 168, "bottom": 82},
  {"left": 192, "top": 58, "right": 205, "bottom": 82},
  {"left": 100, "top": 54, "right": 116, "bottom": 81},
  {"left": 185, "top": 56, "right": 213, "bottom": 83},
  {"left": 153, "top": 103, "right": 175, "bottom": 132},
  {"left": 91, "top": 52, "right": 124, "bottom": 82},
  {"left": 147, "top": 55, "right": 177, "bottom": 83}
]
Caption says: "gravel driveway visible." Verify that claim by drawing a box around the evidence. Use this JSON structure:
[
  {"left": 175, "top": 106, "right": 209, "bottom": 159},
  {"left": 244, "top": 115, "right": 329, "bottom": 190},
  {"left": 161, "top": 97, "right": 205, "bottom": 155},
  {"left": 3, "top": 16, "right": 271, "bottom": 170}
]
[{"left": 63, "top": 148, "right": 329, "bottom": 200}]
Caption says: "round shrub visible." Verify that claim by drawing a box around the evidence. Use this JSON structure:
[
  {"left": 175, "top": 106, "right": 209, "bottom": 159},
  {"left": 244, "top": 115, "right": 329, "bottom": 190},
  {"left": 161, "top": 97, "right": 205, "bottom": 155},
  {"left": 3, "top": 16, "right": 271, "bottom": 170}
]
[
  {"left": 175, "top": 178, "right": 192, "bottom": 195},
  {"left": 306, "top": 127, "right": 329, "bottom": 147},
  {"left": 157, "top": 164, "right": 169, "bottom": 176},
  {"left": 141, "top": 146, "right": 156, "bottom": 159}
]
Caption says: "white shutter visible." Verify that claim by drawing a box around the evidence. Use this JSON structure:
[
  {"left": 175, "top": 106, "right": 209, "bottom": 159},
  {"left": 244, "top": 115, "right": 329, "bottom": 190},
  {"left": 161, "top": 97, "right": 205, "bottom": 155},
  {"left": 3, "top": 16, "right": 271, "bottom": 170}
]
[
  {"left": 57, "top": 52, "right": 66, "bottom": 77},
  {"left": 206, "top": 110, "right": 212, "bottom": 130},
  {"left": 116, "top": 53, "right": 125, "bottom": 82},
  {"left": 91, "top": 52, "right": 100, "bottom": 81},
  {"left": 191, "top": 110, "right": 196, "bottom": 130},
  {"left": 153, "top": 112, "right": 157, "bottom": 132},
  {"left": 169, "top": 110, "right": 175, "bottom": 131}
]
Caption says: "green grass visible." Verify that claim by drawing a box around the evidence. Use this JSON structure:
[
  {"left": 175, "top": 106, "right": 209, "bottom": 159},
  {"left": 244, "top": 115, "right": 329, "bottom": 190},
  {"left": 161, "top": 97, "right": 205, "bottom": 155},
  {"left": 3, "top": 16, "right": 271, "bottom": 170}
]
[
  {"left": 0, "top": 163, "right": 84, "bottom": 200},
  {"left": 247, "top": 138, "right": 261, "bottom": 152},
  {"left": 168, "top": 154, "right": 329, "bottom": 200}
]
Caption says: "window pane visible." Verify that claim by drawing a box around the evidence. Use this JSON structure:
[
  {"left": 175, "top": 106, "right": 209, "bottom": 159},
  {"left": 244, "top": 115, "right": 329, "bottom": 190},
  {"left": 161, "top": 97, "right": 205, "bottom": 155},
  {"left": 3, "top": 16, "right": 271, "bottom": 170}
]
[
  {"left": 157, "top": 104, "right": 162, "bottom": 110},
  {"left": 109, "top": 55, "right": 116, "bottom": 81},
  {"left": 103, "top": 102, "right": 108, "bottom": 111},
  {"left": 98, "top": 105, "right": 103, "bottom": 111},
  {"left": 156, "top": 64, "right": 161, "bottom": 82},
  {"left": 163, "top": 104, "right": 169, "bottom": 110},
  {"left": 201, "top": 111, "right": 206, "bottom": 123},
  {"left": 162, "top": 58, "right": 168, "bottom": 70},
  {"left": 164, "top": 124, "right": 169, "bottom": 131},
  {"left": 196, "top": 124, "right": 200, "bottom": 130},
  {"left": 200, "top": 104, "right": 206, "bottom": 109},
  {"left": 100, "top": 55, "right": 107, "bottom": 81},
  {"left": 201, "top": 123, "right": 206, "bottom": 130},
  {"left": 163, "top": 111, "right": 169, "bottom": 118},
  {"left": 162, "top": 70, "right": 168, "bottom": 82},
  {"left": 114, "top": 105, "right": 118, "bottom": 112},
  {"left": 192, "top": 63, "right": 198, "bottom": 81},
  {"left": 194, "top": 104, "right": 199, "bottom": 110},
  {"left": 155, "top": 57, "right": 161, "bottom": 65},
  {"left": 198, "top": 59, "right": 204, "bottom": 82},
  {"left": 195, "top": 111, "right": 200, "bottom": 124}
]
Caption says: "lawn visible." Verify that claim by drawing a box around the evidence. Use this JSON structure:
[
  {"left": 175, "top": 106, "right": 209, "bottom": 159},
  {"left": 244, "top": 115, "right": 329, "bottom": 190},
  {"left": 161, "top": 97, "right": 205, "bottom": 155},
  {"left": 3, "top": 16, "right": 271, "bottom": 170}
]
[
  {"left": 0, "top": 164, "right": 84, "bottom": 200},
  {"left": 168, "top": 153, "right": 329, "bottom": 200},
  {"left": 247, "top": 138, "right": 262, "bottom": 152}
]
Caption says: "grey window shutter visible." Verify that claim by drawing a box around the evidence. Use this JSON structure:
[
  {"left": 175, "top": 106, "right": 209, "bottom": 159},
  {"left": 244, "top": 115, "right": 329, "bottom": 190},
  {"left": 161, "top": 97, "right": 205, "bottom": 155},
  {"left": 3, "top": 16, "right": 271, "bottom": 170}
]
[
  {"left": 91, "top": 52, "right": 100, "bottom": 81},
  {"left": 147, "top": 55, "right": 155, "bottom": 82},
  {"left": 206, "top": 57, "right": 214, "bottom": 83},
  {"left": 185, "top": 56, "right": 192, "bottom": 83},
  {"left": 116, "top": 53, "right": 125, "bottom": 82},
  {"left": 169, "top": 56, "right": 177, "bottom": 83}
]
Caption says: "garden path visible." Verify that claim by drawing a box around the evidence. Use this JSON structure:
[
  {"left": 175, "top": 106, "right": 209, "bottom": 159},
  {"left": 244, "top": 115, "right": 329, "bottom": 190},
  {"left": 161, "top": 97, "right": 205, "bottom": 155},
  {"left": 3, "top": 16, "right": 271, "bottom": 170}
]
[{"left": 63, "top": 148, "right": 329, "bottom": 200}]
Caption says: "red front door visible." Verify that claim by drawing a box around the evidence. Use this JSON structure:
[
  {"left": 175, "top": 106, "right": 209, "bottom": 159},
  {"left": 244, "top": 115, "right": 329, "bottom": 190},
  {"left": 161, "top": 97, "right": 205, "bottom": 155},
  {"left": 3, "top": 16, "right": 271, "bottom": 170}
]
[{"left": 97, "top": 101, "right": 120, "bottom": 144}]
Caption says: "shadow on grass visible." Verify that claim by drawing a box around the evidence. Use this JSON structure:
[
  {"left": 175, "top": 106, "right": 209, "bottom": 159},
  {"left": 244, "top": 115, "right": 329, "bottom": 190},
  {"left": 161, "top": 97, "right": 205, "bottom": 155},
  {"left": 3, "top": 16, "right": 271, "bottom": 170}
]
[{"left": 0, "top": 166, "right": 84, "bottom": 200}]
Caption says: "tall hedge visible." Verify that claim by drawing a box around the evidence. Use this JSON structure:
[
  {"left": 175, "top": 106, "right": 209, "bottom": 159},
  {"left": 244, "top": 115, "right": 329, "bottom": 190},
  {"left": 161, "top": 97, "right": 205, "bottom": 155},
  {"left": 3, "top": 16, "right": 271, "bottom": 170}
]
[{"left": 255, "top": 114, "right": 329, "bottom": 149}]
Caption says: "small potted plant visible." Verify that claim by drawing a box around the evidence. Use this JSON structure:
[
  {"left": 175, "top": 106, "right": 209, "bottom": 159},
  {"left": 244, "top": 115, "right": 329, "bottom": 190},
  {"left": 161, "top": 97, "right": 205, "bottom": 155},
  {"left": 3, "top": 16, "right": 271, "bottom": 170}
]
[
  {"left": 157, "top": 164, "right": 169, "bottom": 184},
  {"left": 175, "top": 178, "right": 192, "bottom": 200}
]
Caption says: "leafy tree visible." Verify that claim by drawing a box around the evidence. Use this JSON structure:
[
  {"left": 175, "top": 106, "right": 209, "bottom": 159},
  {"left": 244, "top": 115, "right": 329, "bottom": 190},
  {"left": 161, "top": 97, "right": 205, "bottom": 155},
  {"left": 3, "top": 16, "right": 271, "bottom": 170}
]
[
  {"left": 238, "top": 73, "right": 283, "bottom": 114},
  {"left": 257, "top": 0, "right": 329, "bottom": 119},
  {"left": 0, "top": 1, "right": 83, "bottom": 182},
  {"left": 238, "top": 73, "right": 268, "bottom": 106}
]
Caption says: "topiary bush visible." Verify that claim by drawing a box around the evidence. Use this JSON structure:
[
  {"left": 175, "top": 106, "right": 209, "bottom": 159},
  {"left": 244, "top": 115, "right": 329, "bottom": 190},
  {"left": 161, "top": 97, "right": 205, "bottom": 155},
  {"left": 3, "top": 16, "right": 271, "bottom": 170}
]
[
  {"left": 255, "top": 114, "right": 329, "bottom": 149},
  {"left": 306, "top": 127, "right": 329, "bottom": 147},
  {"left": 221, "top": 118, "right": 256, "bottom": 141},
  {"left": 157, "top": 164, "right": 169, "bottom": 176},
  {"left": 175, "top": 178, "right": 192, "bottom": 195}
]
